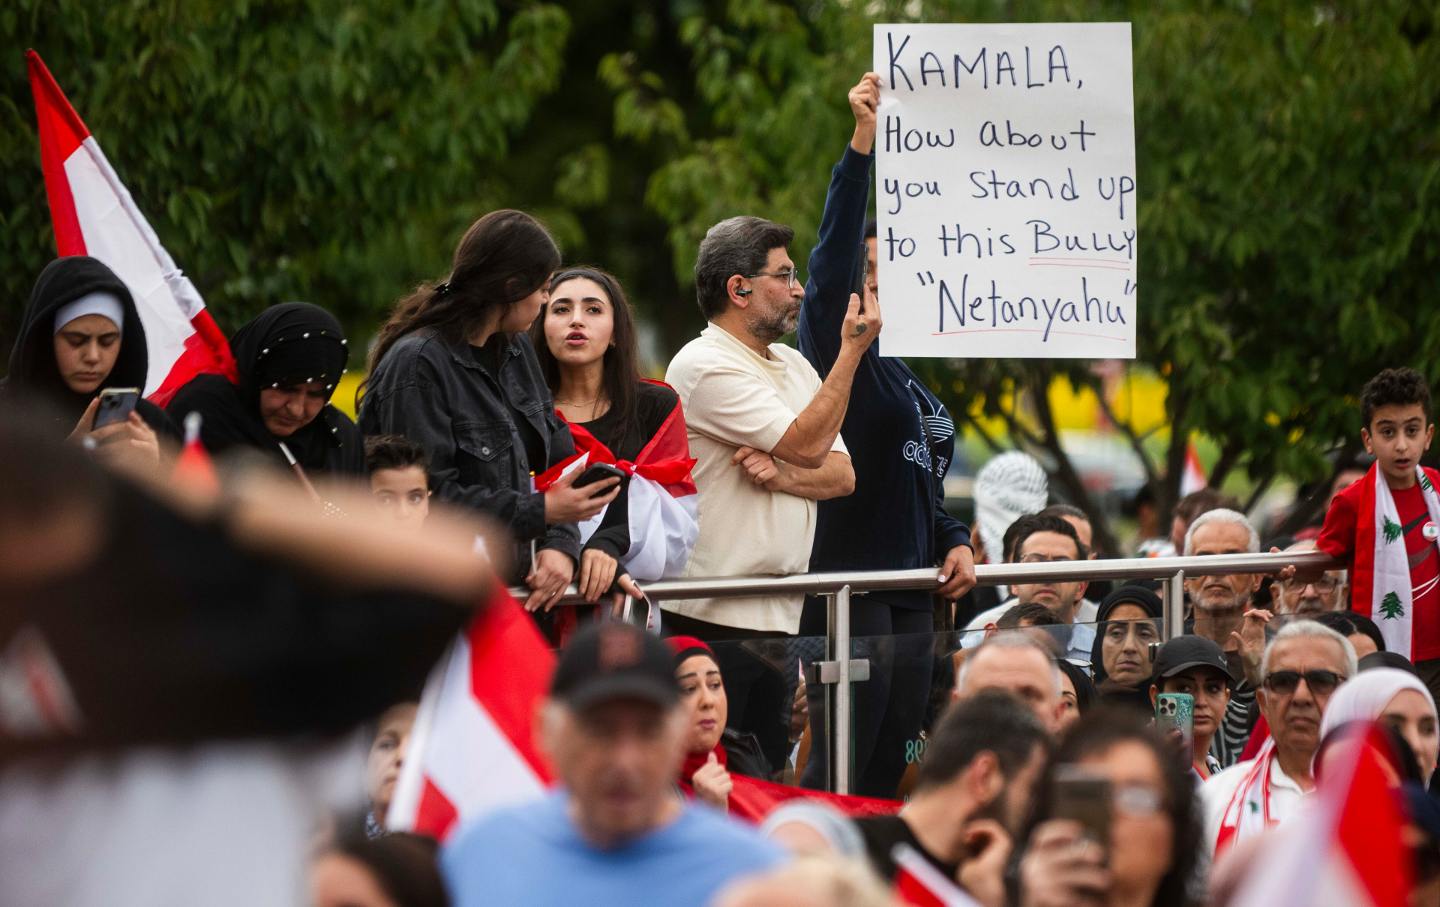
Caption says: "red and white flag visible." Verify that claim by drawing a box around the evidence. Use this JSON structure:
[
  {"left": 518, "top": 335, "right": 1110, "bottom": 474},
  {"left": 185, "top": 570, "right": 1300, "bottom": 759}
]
[
  {"left": 1180, "top": 439, "right": 1207, "bottom": 496},
  {"left": 536, "top": 380, "right": 699, "bottom": 583},
  {"left": 892, "top": 843, "right": 983, "bottom": 907},
  {"left": 1227, "top": 722, "right": 1411, "bottom": 907},
  {"left": 172, "top": 412, "right": 220, "bottom": 495},
  {"left": 386, "top": 587, "right": 555, "bottom": 842},
  {"left": 27, "top": 50, "right": 235, "bottom": 406}
]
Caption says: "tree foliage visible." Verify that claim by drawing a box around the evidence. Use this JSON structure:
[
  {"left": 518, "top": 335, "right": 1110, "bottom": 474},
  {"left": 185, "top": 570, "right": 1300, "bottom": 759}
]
[{"left": 4, "top": 0, "right": 1439, "bottom": 549}]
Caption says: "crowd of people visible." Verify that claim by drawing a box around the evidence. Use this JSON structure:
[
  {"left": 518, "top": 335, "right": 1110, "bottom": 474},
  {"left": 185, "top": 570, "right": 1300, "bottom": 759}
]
[{"left": 5, "top": 69, "right": 1440, "bottom": 907}]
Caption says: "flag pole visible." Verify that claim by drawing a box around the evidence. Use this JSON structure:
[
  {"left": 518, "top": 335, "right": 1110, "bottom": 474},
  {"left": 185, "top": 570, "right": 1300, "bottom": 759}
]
[{"left": 278, "top": 442, "right": 323, "bottom": 504}]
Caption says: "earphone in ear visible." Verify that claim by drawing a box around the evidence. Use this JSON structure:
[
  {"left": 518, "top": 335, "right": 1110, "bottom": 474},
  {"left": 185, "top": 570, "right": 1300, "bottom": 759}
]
[{"left": 736, "top": 288, "right": 752, "bottom": 297}]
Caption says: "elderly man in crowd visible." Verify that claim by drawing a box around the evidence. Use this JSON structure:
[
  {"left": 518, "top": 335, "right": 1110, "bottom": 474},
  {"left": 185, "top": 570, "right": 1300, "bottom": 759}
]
[
  {"left": 443, "top": 622, "right": 780, "bottom": 905},
  {"left": 856, "top": 691, "right": 1049, "bottom": 906},
  {"left": 963, "top": 514, "right": 1095, "bottom": 666},
  {"left": 1182, "top": 508, "right": 1280, "bottom": 766},
  {"left": 1271, "top": 539, "right": 1347, "bottom": 616},
  {"left": 1200, "top": 620, "right": 1357, "bottom": 858},
  {"left": 664, "top": 213, "right": 880, "bottom": 771},
  {"left": 954, "top": 633, "right": 1065, "bottom": 733},
  {"left": 1184, "top": 509, "right": 1263, "bottom": 651}
]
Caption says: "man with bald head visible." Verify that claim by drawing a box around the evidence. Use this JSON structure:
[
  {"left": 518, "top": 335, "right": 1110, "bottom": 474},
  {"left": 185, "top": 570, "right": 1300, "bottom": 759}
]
[{"left": 953, "top": 633, "right": 1063, "bottom": 733}]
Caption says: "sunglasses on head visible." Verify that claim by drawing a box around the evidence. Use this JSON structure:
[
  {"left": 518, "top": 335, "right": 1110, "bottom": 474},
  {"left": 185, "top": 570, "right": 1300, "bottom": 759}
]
[{"left": 1263, "top": 669, "right": 1345, "bottom": 695}]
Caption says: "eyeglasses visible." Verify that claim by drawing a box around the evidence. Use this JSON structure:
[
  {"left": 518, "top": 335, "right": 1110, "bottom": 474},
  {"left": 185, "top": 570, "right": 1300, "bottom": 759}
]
[
  {"left": 1263, "top": 669, "right": 1346, "bottom": 695},
  {"left": 745, "top": 268, "right": 802, "bottom": 289},
  {"left": 1280, "top": 576, "right": 1341, "bottom": 594},
  {"left": 1113, "top": 784, "right": 1165, "bottom": 817}
]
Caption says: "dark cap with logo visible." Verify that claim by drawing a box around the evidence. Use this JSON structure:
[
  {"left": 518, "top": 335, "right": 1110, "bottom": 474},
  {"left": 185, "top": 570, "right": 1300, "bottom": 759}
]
[
  {"left": 550, "top": 622, "right": 680, "bottom": 710},
  {"left": 1152, "top": 634, "right": 1235, "bottom": 684}
]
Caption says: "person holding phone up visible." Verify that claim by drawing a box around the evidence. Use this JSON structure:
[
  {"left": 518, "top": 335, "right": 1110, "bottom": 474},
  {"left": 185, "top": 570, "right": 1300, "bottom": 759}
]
[
  {"left": 1149, "top": 636, "right": 1235, "bottom": 782},
  {"left": 2, "top": 256, "right": 169, "bottom": 473},
  {"left": 361, "top": 211, "right": 609, "bottom": 615},
  {"left": 1019, "top": 710, "right": 1201, "bottom": 907}
]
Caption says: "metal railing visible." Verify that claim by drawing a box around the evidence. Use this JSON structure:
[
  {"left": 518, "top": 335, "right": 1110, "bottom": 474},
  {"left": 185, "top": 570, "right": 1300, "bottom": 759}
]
[{"left": 513, "top": 549, "right": 1341, "bottom": 793}]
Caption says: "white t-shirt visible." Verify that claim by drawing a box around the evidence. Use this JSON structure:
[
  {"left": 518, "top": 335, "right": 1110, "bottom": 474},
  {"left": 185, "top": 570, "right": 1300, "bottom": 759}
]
[
  {"left": 1199, "top": 752, "right": 1308, "bottom": 858},
  {"left": 663, "top": 324, "right": 848, "bottom": 633}
]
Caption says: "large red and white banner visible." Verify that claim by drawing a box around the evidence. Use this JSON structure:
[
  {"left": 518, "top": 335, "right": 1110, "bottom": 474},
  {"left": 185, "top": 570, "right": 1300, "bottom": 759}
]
[
  {"left": 387, "top": 588, "right": 556, "bottom": 841},
  {"left": 27, "top": 50, "right": 234, "bottom": 405}
]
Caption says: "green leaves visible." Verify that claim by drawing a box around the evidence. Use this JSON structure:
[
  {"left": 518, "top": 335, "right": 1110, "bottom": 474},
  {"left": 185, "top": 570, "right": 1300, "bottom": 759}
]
[{"left": 1, "top": 0, "right": 570, "bottom": 341}]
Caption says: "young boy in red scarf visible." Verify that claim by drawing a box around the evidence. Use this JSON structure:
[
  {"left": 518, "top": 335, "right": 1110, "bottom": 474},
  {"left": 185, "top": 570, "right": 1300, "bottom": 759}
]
[{"left": 1316, "top": 367, "right": 1440, "bottom": 701}]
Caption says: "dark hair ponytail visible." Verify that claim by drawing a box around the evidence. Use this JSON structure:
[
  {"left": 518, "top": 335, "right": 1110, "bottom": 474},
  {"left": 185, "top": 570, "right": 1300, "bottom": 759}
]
[
  {"left": 369, "top": 210, "right": 561, "bottom": 373},
  {"left": 529, "top": 266, "right": 641, "bottom": 440}
]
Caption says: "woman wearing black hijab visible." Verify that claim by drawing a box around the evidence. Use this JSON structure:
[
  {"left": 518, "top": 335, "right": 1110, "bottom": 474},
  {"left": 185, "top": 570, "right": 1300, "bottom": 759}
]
[
  {"left": 3, "top": 256, "right": 174, "bottom": 443},
  {"left": 1090, "top": 584, "right": 1164, "bottom": 713},
  {"left": 167, "top": 303, "right": 363, "bottom": 476}
]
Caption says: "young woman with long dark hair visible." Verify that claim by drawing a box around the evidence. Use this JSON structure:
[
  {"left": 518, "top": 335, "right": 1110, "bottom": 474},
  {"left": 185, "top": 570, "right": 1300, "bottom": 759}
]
[
  {"left": 360, "top": 211, "right": 619, "bottom": 612},
  {"left": 529, "top": 266, "right": 696, "bottom": 608}
]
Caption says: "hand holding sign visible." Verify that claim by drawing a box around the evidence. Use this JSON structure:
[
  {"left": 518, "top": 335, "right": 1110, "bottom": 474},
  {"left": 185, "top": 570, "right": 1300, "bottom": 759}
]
[{"left": 873, "top": 22, "right": 1138, "bottom": 359}]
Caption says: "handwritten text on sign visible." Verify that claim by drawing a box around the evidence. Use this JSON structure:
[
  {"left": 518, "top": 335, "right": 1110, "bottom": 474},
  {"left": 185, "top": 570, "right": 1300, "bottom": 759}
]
[{"left": 873, "top": 23, "right": 1137, "bottom": 359}]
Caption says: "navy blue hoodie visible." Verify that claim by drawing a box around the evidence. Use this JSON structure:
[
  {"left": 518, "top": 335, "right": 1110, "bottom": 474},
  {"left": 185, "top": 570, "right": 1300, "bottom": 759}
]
[{"left": 797, "top": 147, "right": 971, "bottom": 610}]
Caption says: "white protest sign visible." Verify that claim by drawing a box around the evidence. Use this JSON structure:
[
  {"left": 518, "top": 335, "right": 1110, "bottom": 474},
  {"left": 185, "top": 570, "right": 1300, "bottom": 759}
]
[{"left": 873, "top": 22, "right": 1137, "bottom": 359}]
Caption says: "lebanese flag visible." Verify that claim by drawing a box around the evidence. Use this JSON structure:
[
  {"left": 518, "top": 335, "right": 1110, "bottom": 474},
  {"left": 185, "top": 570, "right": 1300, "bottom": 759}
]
[
  {"left": 535, "top": 380, "right": 699, "bottom": 582},
  {"left": 386, "top": 586, "right": 555, "bottom": 842},
  {"left": 892, "top": 843, "right": 983, "bottom": 907},
  {"left": 27, "top": 50, "right": 235, "bottom": 406},
  {"left": 1181, "top": 439, "right": 1207, "bottom": 495},
  {"left": 1227, "top": 722, "right": 1411, "bottom": 907},
  {"left": 172, "top": 412, "right": 220, "bottom": 495}
]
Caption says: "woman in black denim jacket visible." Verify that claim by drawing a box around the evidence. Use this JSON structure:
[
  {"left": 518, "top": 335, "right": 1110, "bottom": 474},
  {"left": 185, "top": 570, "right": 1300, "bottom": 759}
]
[{"left": 360, "top": 210, "right": 620, "bottom": 612}]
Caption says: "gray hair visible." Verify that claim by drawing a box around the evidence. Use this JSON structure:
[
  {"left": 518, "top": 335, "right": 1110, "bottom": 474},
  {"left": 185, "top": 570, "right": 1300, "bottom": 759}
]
[
  {"left": 1260, "top": 619, "right": 1359, "bottom": 680},
  {"left": 758, "top": 802, "right": 866, "bottom": 858},
  {"left": 693, "top": 216, "right": 795, "bottom": 320},
  {"left": 1183, "top": 507, "right": 1259, "bottom": 556},
  {"left": 957, "top": 631, "right": 1062, "bottom": 695}
]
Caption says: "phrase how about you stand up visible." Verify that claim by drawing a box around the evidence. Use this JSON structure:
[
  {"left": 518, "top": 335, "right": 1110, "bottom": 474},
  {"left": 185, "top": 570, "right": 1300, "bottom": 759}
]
[{"left": 873, "top": 22, "right": 1138, "bottom": 359}]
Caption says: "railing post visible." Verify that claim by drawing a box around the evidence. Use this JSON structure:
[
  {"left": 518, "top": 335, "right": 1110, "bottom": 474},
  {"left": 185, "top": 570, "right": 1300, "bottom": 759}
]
[
  {"left": 832, "top": 584, "right": 853, "bottom": 796},
  {"left": 1166, "top": 570, "right": 1185, "bottom": 640}
]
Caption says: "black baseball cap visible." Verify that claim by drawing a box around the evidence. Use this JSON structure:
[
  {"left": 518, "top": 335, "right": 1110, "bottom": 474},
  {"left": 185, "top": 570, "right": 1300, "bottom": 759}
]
[
  {"left": 1152, "top": 635, "right": 1235, "bottom": 684},
  {"left": 550, "top": 622, "right": 679, "bottom": 710}
]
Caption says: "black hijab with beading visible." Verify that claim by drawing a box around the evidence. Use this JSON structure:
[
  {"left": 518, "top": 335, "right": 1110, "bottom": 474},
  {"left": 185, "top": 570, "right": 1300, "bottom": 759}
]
[{"left": 166, "top": 303, "right": 363, "bottom": 475}]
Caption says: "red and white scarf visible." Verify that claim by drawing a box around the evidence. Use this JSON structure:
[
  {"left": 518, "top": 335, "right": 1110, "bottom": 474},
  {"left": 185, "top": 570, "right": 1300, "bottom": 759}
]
[
  {"left": 1215, "top": 738, "right": 1279, "bottom": 857},
  {"left": 1368, "top": 464, "right": 1440, "bottom": 657}
]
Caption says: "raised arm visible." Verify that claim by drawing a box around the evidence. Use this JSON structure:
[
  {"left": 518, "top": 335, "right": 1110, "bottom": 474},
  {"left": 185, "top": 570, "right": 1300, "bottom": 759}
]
[{"left": 798, "top": 72, "right": 880, "bottom": 375}]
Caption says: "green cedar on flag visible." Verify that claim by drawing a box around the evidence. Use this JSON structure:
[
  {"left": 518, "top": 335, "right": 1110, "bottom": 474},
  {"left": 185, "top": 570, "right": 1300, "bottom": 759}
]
[
  {"left": 1384, "top": 517, "right": 1403, "bottom": 544},
  {"left": 1423, "top": 472, "right": 1434, "bottom": 493},
  {"left": 1380, "top": 592, "right": 1405, "bottom": 620}
]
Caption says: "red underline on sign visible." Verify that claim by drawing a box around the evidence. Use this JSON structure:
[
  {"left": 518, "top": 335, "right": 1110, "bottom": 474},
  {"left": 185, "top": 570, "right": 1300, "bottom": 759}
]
[
  {"left": 1028, "top": 261, "right": 1133, "bottom": 271},
  {"left": 930, "top": 328, "right": 1131, "bottom": 342},
  {"left": 1030, "top": 256, "right": 1133, "bottom": 265}
]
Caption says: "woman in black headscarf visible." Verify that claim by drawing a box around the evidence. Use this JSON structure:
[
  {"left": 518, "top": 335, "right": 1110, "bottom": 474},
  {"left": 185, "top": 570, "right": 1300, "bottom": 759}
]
[
  {"left": 3, "top": 256, "right": 174, "bottom": 443},
  {"left": 1090, "top": 584, "right": 1163, "bottom": 713},
  {"left": 167, "top": 303, "right": 363, "bottom": 476}
]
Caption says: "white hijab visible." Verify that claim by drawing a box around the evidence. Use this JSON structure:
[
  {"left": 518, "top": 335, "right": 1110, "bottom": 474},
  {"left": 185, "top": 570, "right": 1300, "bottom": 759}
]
[
  {"left": 1319, "top": 668, "right": 1434, "bottom": 783},
  {"left": 1318, "top": 666, "right": 1436, "bottom": 742}
]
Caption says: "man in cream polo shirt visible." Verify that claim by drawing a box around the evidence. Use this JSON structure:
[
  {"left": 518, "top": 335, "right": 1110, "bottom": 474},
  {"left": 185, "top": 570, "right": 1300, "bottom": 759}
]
[{"left": 664, "top": 214, "right": 881, "bottom": 771}]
